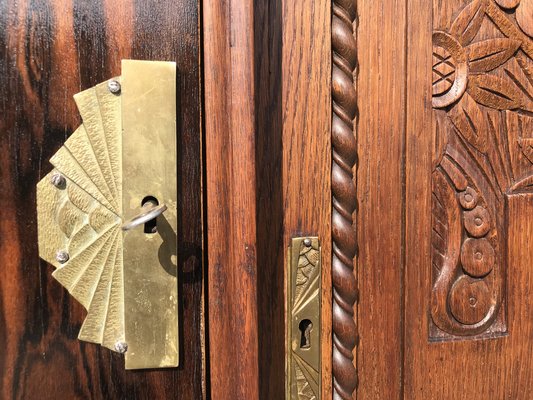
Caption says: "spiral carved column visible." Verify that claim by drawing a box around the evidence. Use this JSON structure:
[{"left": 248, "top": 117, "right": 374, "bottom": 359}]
[{"left": 331, "top": 0, "right": 358, "bottom": 399}]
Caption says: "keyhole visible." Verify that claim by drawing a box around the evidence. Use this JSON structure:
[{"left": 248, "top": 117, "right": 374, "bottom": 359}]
[
  {"left": 299, "top": 319, "right": 313, "bottom": 349},
  {"left": 142, "top": 195, "right": 159, "bottom": 234}
]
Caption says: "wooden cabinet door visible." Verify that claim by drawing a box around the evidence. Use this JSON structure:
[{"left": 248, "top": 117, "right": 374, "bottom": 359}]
[
  {"left": 356, "top": 0, "right": 533, "bottom": 398},
  {"left": 0, "top": 1, "right": 204, "bottom": 398},
  {"left": 2, "top": 0, "right": 531, "bottom": 399},
  {"left": 203, "top": 0, "right": 532, "bottom": 398}
]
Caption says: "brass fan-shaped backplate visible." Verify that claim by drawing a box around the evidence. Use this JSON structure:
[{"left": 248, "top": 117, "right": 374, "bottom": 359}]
[{"left": 37, "top": 60, "right": 178, "bottom": 370}]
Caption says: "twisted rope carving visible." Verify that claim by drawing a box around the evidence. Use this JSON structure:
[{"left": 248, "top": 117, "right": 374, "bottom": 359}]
[{"left": 332, "top": 0, "right": 358, "bottom": 399}]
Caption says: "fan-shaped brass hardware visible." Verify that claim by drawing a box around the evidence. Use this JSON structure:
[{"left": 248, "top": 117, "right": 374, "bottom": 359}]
[{"left": 36, "top": 60, "right": 178, "bottom": 370}]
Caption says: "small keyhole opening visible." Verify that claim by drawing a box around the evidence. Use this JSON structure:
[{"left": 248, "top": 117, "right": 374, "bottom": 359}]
[
  {"left": 142, "top": 195, "right": 159, "bottom": 234},
  {"left": 299, "top": 319, "right": 313, "bottom": 349}
]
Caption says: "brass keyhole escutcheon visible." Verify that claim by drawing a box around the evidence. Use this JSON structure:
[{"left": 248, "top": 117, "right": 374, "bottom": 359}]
[{"left": 286, "top": 237, "right": 321, "bottom": 399}]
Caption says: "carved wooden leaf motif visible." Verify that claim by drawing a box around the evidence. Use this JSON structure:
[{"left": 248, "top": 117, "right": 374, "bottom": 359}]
[
  {"left": 511, "top": 174, "right": 533, "bottom": 191},
  {"left": 503, "top": 59, "right": 533, "bottom": 106},
  {"left": 468, "top": 74, "right": 525, "bottom": 109},
  {"left": 449, "top": 0, "right": 487, "bottom": 46},
  {"left": 431, "top": 172, "right": 451, "bottom": 276},
  {"left": 448, "top": 92, "right": 488, "bottom": 153},
  {"left": 466, "top": 38, "right": 521, "bottom": 72},
  {"left": 37, "top": 78, "right": 125, "bottom": 352},
  {"left": 516, "top": 0, "right": 533, "bottom": 38},
  {"left": 519, "top": 140, "right": 533, "bottom": 162}
]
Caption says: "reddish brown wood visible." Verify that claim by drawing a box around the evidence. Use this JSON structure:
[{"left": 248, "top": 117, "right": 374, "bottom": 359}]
[
  {"left": 203, "top": 0, "right": 260, "bottom": 398},
  {"left": 356, "top": 0, "right": 407, "bottom": 397},
  {"left": 0, "top": 1, "right": 204, "bottom": 398},
  {"left": 282, "top": 0, "right": 332, "bottom": 398},
  {"left": 405, "top": 0, "right": 533, "bottom": 398},
  {"left": 331, "top": 1, "right": 358, "bottom": 398}
]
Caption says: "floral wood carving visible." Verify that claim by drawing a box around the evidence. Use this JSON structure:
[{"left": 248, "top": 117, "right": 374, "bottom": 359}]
[
  {"left": 332, "top": 0, "right": 358, "bottom": 397},
  {"left": 431, "top": 0, "right": 533, "bottom": 340}
]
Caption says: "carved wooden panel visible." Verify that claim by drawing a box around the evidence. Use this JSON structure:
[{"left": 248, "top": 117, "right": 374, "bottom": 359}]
[{"left": 431, "top": 0, "right": 533, "bottom": 340}]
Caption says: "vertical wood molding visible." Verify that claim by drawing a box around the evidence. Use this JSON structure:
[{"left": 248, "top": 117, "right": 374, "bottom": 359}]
[
  {"left": 331, "top": 0, "right": 358, "bottom": 398},
  {"left": 203, "top": 0, "right": 260, "bottom": 398}
]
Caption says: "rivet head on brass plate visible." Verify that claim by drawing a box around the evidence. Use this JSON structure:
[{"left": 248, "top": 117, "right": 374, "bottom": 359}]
[
  {"left": 107, "top": 79, "right": 121, "bottom": 94},
  {"left": 114, "top": 341, "right": 128, "bottom": 354},
  {"left": 50, "top": 173, "right": 66, "bottom": 189},
  {"left": 55, "top": 250, "right": 69, "bottom": 264}
]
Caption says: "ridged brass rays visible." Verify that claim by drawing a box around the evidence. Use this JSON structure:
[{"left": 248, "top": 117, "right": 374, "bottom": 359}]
[{"left": 37, "top": 60, "right": 178, "bottom": 369}]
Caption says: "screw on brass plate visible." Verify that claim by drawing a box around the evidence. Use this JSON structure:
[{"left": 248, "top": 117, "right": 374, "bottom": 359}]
[
  {"left": 303, "top": 238, "right": 312, "bottom": 247},
  {"left": 55, "top": 250, "right": 69, "bottom": 264},
  {"left": 108, "top": 80, "right": 121, "bottom": 94},
  {"left": 114, "top": 341, "right": 128, "bottom": 354},
  {"left": 50, "top": 173, "right": 66, "bottom": 189}
]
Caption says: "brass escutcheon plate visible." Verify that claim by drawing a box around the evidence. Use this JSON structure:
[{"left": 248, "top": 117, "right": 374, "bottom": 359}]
[
  {"left": 286, "top": 237, "right": 321, "bottom": 399},
  {"left": 36, "top": 60, "right": 178, "bottom": 369}
]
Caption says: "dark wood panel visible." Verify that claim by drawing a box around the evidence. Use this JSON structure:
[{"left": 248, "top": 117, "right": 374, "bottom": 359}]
[
  {"left": 254, "top": 0, "right": 284, "bottom": 398},
  {"left": 0, "top": 0, "right": 204, "bottom": 398}
]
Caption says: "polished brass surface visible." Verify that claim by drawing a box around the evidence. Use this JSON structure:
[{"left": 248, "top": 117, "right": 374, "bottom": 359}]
[
  {"left": 37, "top": 79, "right": 124, "bottom": 352},
  {"left": 36, "top": 60, "right": 178, "bottom": 370},
  {"left": 121, "top": 59, "right": 178, "bottom": 369},
  {"left": 286, "top": 237, "right": 321, "bottom": 400}
]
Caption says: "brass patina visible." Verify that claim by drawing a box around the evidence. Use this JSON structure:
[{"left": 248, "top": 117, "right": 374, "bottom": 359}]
[
  {"left": 36, "top": 60, "right": 178, "bottom": 369},
  {"left": 286, "top": 237, "right": 321, "bottom": 399}
]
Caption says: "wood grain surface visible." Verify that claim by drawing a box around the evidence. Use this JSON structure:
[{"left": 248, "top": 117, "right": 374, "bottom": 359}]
[
  {"left": 404, "top": 0, "right": 533, "bottom": 398},
  {"left": 356, "top": 0, "right": 406, "bottom": 397},
  {"left": 203, "top": 0, "right": 260, "bottom": 399},
  {"left": 254, "top": 0, "right": 284, "bottom": 398},
  {"left": 282, "top": 0, "right": 333, "bottom": 398},
  {"left": 0, "top": 1, "right": 204, "bottom": 398},
  {"left": 204, "top": 0, "right": 332, "bottom": 398},
  {"left": 356, "top": 0, "right": 533, "bottom": 397}
]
